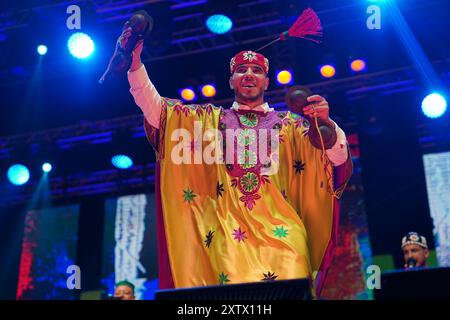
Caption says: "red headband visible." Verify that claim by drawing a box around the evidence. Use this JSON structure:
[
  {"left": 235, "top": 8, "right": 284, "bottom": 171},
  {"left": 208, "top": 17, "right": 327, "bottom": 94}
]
[{"left": 230, "top": 50, "right": 269, "bottom": 74}]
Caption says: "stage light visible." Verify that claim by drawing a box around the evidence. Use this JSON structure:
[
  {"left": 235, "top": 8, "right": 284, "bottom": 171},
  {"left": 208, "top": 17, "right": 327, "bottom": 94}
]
[
  {"left": 201, "top": 84, "right": 216, "bottom": 98},
  {"left": 111, "top": 155, "right": 133, "bottom": 169},
  {"left": 180, "top": 88, "right": 196, "bottom": 101},
  {"left": 42, "top": 163, "right": 52, "bottom": 173},
  {"left": 67, "top": 32, "right": 95, "bottom": 59},
  {"left": 350, "top": 59, "right": 366, "bottom": 72},
  {"left": 276, "top": 70, "right": 293, "bottom": 85},
  {"left": 37, "top": 45, "right": 48, "bottom": 56},
  {"left": 206, "top": 14, "right": 233, "bottom": 34},
  {"left": 421, "top": 93, "right": 447, "bottom": 119},
  {"left": 7, "top": 164, "right": 30, "bottom": 186},
  {"left": 320, "top": 65, "right": 336, "bottom": 78}
]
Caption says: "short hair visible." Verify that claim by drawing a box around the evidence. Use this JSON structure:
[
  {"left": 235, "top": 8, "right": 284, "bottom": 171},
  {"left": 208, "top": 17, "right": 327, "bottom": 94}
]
[{"left": 115, "top": 280, "right": 135, "bottom": 292}]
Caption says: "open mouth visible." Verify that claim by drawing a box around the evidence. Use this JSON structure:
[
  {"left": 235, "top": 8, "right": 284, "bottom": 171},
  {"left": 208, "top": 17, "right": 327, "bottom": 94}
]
[{"left": 242, "top": 83, "right": 256, "bottom": 88}]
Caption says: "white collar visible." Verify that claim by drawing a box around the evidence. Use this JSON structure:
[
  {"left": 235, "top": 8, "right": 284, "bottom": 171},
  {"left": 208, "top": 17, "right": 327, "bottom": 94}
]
[{"left": 231, "top": 101, "right": 274, "bottom": 113}]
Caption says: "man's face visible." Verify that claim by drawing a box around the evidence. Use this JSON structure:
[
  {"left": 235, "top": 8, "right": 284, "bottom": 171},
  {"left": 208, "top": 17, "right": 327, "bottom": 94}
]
[
  {"left": 114, "top": 285, "right": 135, "bottom": 300},
  {"left": 402, "top": 244, "right": 429, "bottom": 268},
  {"left": 229, "top": 64, "right": 269, "bottom": 103}
]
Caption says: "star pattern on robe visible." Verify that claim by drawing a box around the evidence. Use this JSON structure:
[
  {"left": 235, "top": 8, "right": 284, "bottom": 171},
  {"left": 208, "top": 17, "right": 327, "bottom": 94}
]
[
  {"left": 204, "top": 230, "right": 215, "bottom": 248},
  {"left": 262, "top": 271, "right": 278, "bottom": 281},
  {"left": 232, "top": 227, "right": 247, "bottom": 242},
  {"left": 273, "top": 226, "right": 288, "bottom": 238},
  {"left": 293, "top": 160, "right": 305, "bottom": 174},
  {"left": 216, "top": 182, "right": 224, "bottom": 198},
  {"left": 219, "top": 272, "right": 230, "bottom": 285},
  {"left": 183, "top": 188, "right": 197, "bottom": 203}
]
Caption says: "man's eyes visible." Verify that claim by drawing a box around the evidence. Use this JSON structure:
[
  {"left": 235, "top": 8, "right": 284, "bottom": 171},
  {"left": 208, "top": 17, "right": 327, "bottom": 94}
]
[{"left": 236, "top": 67, "right": 263, "bottom": 73}]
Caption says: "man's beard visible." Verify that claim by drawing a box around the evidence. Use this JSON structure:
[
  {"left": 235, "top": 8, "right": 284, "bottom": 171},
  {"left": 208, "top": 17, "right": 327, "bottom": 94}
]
[{"left": 235, "top": 89, "right": 264, "bottom": 104}]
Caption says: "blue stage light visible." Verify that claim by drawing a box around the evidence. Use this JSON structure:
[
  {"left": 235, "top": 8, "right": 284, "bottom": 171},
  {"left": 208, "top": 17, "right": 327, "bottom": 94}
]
[
  {"left": 111, "top": 155, "right": 133, "bottom": 169},
  {"left": 421, "top": 93, "right": 447, "bottom": 119},
  {"left": 206, "top": 14, "right": 233, "bottom": 34},
  {"left": 37, "top": 45, "right": 48, "bottom": 55},
  {"left": 42, "top": 163, "right": 52, "bottom": 173},
  {"left": 67, "top": 32, "right": 95, "bottom": 59},
  {"left": 7, "top": 164, "right": 30, "bottom": 186}
]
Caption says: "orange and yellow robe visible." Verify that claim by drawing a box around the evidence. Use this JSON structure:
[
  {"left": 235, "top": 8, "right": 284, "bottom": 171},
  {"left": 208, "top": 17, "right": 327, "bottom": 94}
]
[{"left": 144, "top": 97, "right": 353, "bottom": 296}]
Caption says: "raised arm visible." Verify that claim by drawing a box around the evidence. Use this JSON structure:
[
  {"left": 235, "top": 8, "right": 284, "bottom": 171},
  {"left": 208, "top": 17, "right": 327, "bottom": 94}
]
[{"left": 121, "top": 28, "right": 162, "bottom": 129}]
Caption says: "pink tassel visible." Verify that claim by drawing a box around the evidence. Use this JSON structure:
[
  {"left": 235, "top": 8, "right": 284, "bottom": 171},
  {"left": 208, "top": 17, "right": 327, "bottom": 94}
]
[
  {"left": 255, "top": 8, "right": 322, "bottom": 52},
  {"left": 281, "top": 8, "right": 323, "bottom": 43}
]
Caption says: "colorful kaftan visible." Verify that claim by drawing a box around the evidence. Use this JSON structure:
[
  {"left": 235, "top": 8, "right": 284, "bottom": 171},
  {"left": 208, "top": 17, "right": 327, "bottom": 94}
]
[{"left": 144, "top": 97, "right": 352, "bottom": 295}]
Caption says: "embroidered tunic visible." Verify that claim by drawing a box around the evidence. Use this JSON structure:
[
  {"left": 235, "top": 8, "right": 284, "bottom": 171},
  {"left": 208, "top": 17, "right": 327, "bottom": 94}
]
[{"left": 144, "top": 97, "right": 352, "bottom": 295}]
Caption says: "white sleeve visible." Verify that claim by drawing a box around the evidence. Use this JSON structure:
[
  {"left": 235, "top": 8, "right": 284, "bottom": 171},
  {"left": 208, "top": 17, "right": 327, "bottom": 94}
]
[
  {"left": 325, "top": 119, "right": 349, "bottom": 167},
  {"left": 128, "top": 64, "right": 162, "bottom": 129}
]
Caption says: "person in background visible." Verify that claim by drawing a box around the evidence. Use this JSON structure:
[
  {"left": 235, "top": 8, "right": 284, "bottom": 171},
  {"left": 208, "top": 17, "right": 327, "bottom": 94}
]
[
  {"left": 113, "top": 280, "right": 136, "bottom": 300},
  {"left": 401, "top": 232, "right": 429, "bottom": 269}
]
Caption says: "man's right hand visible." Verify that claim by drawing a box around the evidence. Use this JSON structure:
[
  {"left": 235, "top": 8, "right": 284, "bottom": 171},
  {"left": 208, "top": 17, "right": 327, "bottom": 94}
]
[{"left": 119, "top": 27, "right": 144, "bottom": 72}]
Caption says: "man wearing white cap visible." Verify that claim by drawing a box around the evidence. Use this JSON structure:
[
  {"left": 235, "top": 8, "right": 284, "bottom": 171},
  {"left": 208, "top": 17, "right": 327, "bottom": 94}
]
[{"left": 401, "top": 232, "right": 430, "bottom": 269}]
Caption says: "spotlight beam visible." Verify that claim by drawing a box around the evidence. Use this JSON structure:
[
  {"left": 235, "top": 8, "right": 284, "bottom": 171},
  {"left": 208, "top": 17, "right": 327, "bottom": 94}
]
[{"left": 386, "top": 2, "right": 442, "bottom": 89}]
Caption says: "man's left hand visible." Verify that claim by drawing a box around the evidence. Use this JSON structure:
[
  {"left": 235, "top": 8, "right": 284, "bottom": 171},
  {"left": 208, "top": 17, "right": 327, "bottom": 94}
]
[{"left": 302, "top": 95, "right": 332, "bottom": 125}]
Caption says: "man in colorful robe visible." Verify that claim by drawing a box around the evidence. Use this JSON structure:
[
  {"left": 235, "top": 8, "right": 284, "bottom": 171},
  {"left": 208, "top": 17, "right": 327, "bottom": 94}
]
[{"left": 125, "top": 36, "right": 352, "bottom": 296}]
